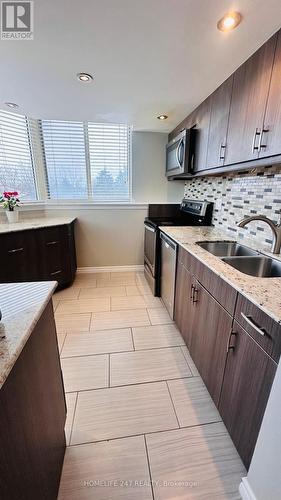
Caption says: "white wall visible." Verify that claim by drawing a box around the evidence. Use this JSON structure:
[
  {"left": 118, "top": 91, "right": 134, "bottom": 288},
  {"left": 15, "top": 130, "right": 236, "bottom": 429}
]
[
  {"left": 240, "top": 361, "right": 281, "bottom": 500},
  {"left": 45, "top": 131, "right": 185, "bottom": 268}
]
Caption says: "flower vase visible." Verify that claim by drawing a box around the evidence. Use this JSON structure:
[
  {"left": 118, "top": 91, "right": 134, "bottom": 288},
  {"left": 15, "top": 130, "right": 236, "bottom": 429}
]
[{"left": 6, "top": 210, "right": 19, "bottom": 223}]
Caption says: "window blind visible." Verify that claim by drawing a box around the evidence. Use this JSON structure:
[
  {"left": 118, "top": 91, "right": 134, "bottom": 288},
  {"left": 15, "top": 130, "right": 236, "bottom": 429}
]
[
  {"left": 41, "top": 120, "right": 88, "bottom": 199},
  {"left": 88, "top": 123, "right": 130, "bottom": 201},
  {"left": 0, "top": 110, "right": 37, "bottom": 200}
]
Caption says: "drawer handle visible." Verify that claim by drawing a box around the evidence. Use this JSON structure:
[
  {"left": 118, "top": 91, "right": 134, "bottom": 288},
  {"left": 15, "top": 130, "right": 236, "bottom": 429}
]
[
  {"left": 241, "top": 312, "right": 267, "bottom": 337},
  {"left": 8, "top": 247, "right": 24, "bottom": 254},
  {"left": 50, "top": 270, "right": 62, "bottom": 276},
  {"left": 190, "top": 284, "right": 194, "bottom": 300},
  {"left": 46, "top": 240, "right": 59, "bottom": 246},
  {"left": 193, "top": 287, "right": 199, "bottom": 304}
]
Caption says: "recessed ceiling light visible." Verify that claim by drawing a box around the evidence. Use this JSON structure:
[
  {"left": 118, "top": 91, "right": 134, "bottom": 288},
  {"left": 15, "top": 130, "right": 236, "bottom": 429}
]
[
  {"left": 157, "top": 114, "right": 168, "bottom": 120},
  {"left": 5, "top": 102, "right": 19, "bottom": 109},
  {"left": 217, "top": 11, "right": 242, "bottom": 32},
  {"left": 77, "top": 72, "right": 93, "bottom": 82}
]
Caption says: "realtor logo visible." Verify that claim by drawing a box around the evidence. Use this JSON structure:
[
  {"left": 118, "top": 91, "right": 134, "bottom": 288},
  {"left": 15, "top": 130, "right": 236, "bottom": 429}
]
[{"left": 1, "top": 1, "right": 33, "bottom": 39}]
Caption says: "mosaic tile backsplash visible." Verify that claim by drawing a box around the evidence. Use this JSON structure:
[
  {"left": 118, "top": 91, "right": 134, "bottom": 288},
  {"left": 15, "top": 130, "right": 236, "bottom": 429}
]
[{"left": 184, "top": 165, "right": 281, "bottom": 252}]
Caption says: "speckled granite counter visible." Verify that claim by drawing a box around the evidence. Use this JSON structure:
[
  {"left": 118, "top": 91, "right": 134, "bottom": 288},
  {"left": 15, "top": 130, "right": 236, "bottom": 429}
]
[
  {"left": 0, "top": 281, "right": 57, "bottom": 389},
  {"left": 0, "top": 216, "right": 76, "bottom": 234},
  {"left": 160, "top": 226, "right": 281, "bottom": 324}
]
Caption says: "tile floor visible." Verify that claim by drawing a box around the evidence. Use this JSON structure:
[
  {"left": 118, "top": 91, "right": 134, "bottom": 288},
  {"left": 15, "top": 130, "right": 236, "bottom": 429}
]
[{"left": 56, "top": 271, "right": 245, "bottom": 499}]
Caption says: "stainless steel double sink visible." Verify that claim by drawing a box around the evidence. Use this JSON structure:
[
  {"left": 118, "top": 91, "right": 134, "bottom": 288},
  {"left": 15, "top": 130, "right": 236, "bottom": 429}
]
[{"left": 197, "top": 241, "right": 281, "bottom": 278}]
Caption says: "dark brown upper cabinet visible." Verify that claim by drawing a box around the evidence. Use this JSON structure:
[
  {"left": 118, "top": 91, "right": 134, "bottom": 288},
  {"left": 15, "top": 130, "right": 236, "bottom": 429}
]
[
  {"left": 206, "top": 76, "right": 233, "bottom": 169},
  {"left": 191, "top": 97, "right": 211, "bottom": 173},
  {"left": 259, "top": 31, "right": 281, "bottom": 158},
  {"left": 224, "top": 34, "right": 277, "bottom": 165},
  {"left": 219, "top": 321, "right": 277, "bottom": 469}
]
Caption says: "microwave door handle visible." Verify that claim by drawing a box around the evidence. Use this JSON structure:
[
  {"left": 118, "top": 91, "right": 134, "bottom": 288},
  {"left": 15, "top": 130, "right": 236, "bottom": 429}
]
[{"left": 176, "top": 139, "right": 183, "bottom": 167}]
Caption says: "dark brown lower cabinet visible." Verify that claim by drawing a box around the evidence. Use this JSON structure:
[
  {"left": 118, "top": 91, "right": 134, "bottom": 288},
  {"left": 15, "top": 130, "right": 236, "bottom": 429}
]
[
  {"left": 219, "top": 320, "right": 277, "bottom": 469},
  {"left": 0, "top": 301, "right": 66, "bottom": 500},
  {"left": 174, "top": 261, "right": 194, "bottom": 347},
  {"left": 189, "top": 280, "right": 233, "bottom": 406}
]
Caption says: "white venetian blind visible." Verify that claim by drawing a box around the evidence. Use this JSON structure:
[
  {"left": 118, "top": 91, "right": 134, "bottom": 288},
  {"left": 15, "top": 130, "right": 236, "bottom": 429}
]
[
  {"left": 88, "top": 123, "right": 130, "bottom": 201},
  {"left": 41, "top": 120, "right": 88, "bottom": 199},
  {"left": 0, "top": 110, "right": 37, "bottom": 200}
]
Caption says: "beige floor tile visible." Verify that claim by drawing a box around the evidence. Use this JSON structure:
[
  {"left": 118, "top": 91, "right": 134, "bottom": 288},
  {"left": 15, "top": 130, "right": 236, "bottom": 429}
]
[
  {"left": 61, "top": 355, "right": 109, "bottom": 392},
  {"left": 65, "top": 392, "right": 77, "bottom": 446},
  {"left": 57, "top": 333, "right": 66, "bottom": 353},
  {"left": 71, "top": 382, "right": 178, "bottom": 445},
  {"left": 52, "top": 298, "right": 59, "bottom": 312},
  {"left": 181, "top": 345, "right": 200, "bottom": 376},
  {"left": 110, "top": 347, "right": 192, "bottom": 386},
  {"left": 146, "top": 423, "right": 245, "bottom": 500},
  {"left": 55, "top": 313, "right": 91, "bottom": 334},
  {"left": 72, "top": 274, "right": 98, "bottom": 288},
  {"left": 167, "top": 378, "right": 221, "bottom": 428},
  {"left": 126, "top": 285, "right": 141, "bottom": 296},
  {"left": 54, "top": 287, "right": 81, "bottom": 300},
  {"left": 137, "top": 285, "right": 153, "bottom": 296},
  {"left": 61, "top": 329, "right": 133, "bottom": 358},
  {"left": 111, "top": 295, "right": 163, "bottom": 311},
  {"left": 58, "top": 436, "right": 153, "bottom": 500},
  {"left": 132, "top": 324, "right": 185, "bottom": 350},
  {"left": 91, "top": 309, "right": 150, "bottom": 331},
  {"left": 96, "top": 277, "right": 137, "bottom": 287},
  {"left": 110, "top": 272, "right": 137, "bottom": 280},
  {"left": 147, "top": 308, "right": 174, "bottom": 325},
  {"left": 79, "top": 286, "right": 126, "bottom": 298},
  {"left": 56, "top": 297, "right": 110, "bottom": 314}
]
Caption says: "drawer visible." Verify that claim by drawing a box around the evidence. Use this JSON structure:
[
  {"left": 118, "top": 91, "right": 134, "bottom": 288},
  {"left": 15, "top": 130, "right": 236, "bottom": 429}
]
[
  {"left": 235, "top": 293, "right": 281, "bottom": 362},
  {"left": 178, "top": 246, "right": 237, "bottom": 315}
]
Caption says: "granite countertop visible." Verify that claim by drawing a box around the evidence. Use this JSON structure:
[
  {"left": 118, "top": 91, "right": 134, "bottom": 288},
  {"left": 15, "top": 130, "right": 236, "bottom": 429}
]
[
  {"left": 0, "top": 281, "right": 57, "bottom": 389},
  {"left": 159, "top": 226, "right": 281, "bottom": 324},
  {"left": 0, "top": 216, "right": 76, "bottom": 234}
]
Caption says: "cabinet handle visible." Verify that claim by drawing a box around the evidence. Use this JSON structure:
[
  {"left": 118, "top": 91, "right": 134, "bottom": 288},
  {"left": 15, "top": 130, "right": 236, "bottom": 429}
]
[
  {"left": 190, "top": 284, "right": 194, "bottom": 300},
  {"left": 8, "top": 247, "right": 24, "bottom": 254},
  {"left": 252, "top": 128, "right": 261, "bottom": 153},
  {"left": 50, "top": 270, "right": 62, "bottom": 276},
  {"left": 227, "top": 330, "right": 236, "bottom": 352},
  {"left": 241, "top": 312, "right": 267, "bottom": 337},
  {"left": 46, "top": 240, "right": 59, "bottom": 246},
  {"left": 258, "top": 127, "right": 270, "bottom": 152},
  {"left": 193, "top": 287, "right": 199, "bottom": 303},
  {"left": 219, "top": 143, "right": 226, "bottom": 160}
]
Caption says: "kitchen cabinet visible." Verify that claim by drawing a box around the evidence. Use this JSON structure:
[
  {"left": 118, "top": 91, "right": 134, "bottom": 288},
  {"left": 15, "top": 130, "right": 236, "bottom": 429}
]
[
  {"left": 191, "top": 97, "right": 211, "bottom": 173},
  {"left": 259, "top": 31, "right": 281, "bottom": 158},
  {"left": 224, "top": 34, "right": 277, "bottom": 165},
  {"left": 219, "top": 321, "right": 277, "bottom": 469},
  {"left": 174, "top": 260, "right": 194, "bottom": 347},
  {"left": 189, "top": 279, "right": 233, "bottom": 406},
  {"left": 0, "top": 300, "right": 66, "bottom": 500},
  {"left": 0, "top": 222, "right": 76, "bottom": 288},
  {"left": 206, "top": 76, "right": 233, "bottom": 169}
]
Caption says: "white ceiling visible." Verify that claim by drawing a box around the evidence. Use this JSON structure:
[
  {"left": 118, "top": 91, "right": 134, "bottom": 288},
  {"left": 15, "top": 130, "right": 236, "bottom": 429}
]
[{"left": 0, "top": 0, "right": 280, "bottom": 132}]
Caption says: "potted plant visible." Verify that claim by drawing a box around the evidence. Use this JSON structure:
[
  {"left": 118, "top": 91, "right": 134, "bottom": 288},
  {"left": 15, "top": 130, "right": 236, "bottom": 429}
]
[{"left": 0, "top": 191, "right": 21, "bottom": 223}]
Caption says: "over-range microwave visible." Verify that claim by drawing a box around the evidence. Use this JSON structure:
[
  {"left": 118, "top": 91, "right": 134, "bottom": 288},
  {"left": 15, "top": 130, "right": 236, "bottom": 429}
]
[{"left": 165, "top": 128, "right": 196, "bottom": 179}]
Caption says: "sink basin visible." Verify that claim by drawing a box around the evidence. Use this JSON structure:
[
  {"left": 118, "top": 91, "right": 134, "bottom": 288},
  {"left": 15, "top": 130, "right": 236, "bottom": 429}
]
[
  {"left": 222, "top": 256, "right": 281, "bottom": 278},
  {"left": 197, "top": 241, "right": 259, "bottom": 257}
]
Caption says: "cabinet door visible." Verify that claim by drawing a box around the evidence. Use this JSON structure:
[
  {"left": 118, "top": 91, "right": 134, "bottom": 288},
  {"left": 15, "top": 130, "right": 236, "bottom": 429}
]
[
  {"left": 189, "top": 280, "right": 233, "bottom": 406},
  {"left": 192, "top": 97, "right": 211, "bottom": 173},
  {"left": 206, "top": 76, "right": 233, "bottom": 169},
  {"left": 259, "top": 31, "right": 281, "bottom": 158},
  {"left": 219, "top": 321, "right": 277, "bottom": 469},
  {"left": 41, "top": 226, "right": 69, "bottom": 285},
  {"left": 225, "top": 34, "right": 277, "bottom": 165},
  {"left": 0, "top": 230, "right": 38, "bottom": 283},
  {"left": 174, "top": 261, "right": 194, "bottom": 348}
]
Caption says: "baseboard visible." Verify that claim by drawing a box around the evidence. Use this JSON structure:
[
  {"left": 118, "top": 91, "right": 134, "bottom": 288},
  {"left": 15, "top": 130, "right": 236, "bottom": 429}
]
[
  {"left": 239, "top": 478, "right": 257, "bottom": 500},
  {"left": 77, "top": 265, "right": 144, "bottom": 274}
]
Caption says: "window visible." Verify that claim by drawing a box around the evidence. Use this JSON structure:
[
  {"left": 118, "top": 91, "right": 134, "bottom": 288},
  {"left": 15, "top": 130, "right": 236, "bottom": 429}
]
[
  {"left": 41, "top": 120, "right": 88, "bottom": 199},
  {"left": 41, "top": 120, "right": 131, "bottom": 202},
  {"left": 88, "top": 123, "right": 130, "bottom": 201},
  {"left": 0, "top": 110, "right": 37, "bottom": 200}
]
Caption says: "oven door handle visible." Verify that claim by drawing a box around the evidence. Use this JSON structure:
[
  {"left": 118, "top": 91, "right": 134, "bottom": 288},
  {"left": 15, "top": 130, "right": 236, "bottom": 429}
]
[
  {"left": 176, "top": 138, "right": 184, "bottom": 168},
  {"left": 144, "top": 223, "right": 156, "bottom": 233}
]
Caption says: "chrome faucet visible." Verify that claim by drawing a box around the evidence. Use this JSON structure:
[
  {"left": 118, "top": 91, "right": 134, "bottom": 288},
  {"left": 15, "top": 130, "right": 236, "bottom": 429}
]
[{"left": 237, "top": 215, "right": 281, "bottom": 254}]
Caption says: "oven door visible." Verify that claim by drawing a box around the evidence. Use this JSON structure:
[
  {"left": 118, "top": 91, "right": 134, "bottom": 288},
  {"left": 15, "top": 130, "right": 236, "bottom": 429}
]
[
  {"left": 166, "top": 134, "right": 186, "bottom": 177},
  {"left": 144, "top": 223, "right": 157, "bottom": 276}
]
